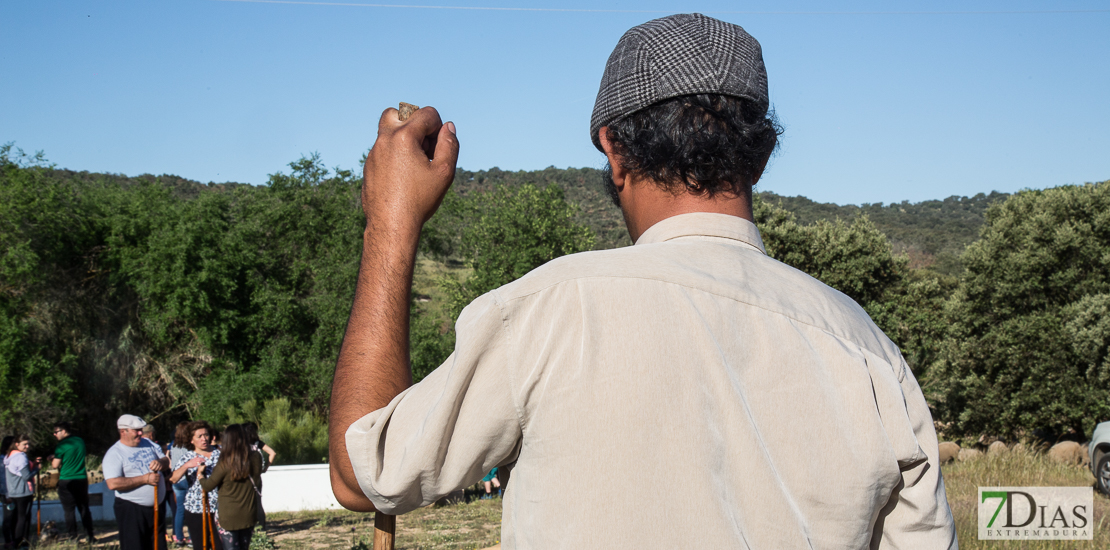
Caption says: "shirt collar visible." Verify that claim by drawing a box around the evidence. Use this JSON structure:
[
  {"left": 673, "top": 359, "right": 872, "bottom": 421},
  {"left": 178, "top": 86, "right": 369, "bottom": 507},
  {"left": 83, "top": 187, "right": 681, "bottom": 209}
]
[{"left": 634, "top": 212, "right": 766, "bottom": 254}]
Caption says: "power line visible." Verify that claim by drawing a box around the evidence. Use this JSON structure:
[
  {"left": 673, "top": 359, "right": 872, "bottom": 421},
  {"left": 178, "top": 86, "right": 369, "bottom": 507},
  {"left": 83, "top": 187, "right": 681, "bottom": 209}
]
[
  {"left": 216, "top": 0, "right": 667, "bottom": 12},
  {"left": 214, "top": 0, "right": 1110, "bottom": 16}
]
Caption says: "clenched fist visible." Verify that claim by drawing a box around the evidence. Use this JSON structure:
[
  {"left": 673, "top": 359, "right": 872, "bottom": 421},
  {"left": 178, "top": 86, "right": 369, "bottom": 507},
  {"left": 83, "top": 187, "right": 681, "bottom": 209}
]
[{"left": 362, "top": 106, "right": 459, "bottom": 231}]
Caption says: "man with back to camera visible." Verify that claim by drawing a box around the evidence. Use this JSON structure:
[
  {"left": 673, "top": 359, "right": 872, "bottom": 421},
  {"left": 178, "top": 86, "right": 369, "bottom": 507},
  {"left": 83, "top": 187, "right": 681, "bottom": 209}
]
[
  {"left": 103, "top": 415, "right": 169, "bottom": 550},
  {"left": 50, "top": 422, "right": 96, "bottom": 542},
  {"left": 329, "top": 13, "right": 957, "bottom": 549}
]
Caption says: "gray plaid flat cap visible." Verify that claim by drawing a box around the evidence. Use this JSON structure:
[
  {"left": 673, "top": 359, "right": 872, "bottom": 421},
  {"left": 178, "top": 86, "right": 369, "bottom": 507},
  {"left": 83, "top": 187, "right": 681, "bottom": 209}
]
[{"left": 590, "top": 13, "right": 769, "bottom": 152}]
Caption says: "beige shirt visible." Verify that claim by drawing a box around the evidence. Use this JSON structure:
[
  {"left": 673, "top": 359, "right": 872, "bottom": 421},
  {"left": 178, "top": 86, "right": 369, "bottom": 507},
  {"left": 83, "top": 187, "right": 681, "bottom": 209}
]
[{"left": 347, "top": 213, "right": 957, "bottom": 549}]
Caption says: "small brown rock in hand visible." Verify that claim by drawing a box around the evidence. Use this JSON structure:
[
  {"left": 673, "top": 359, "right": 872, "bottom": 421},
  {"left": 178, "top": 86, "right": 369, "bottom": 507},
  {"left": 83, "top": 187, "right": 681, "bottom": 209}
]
[{"left": 397, "top": 102, "right": 419, "bottom": 122}]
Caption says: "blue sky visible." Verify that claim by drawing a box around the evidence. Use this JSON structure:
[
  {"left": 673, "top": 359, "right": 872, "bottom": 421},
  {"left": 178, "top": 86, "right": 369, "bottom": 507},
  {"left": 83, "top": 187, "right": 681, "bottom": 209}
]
[{"left": 2, "top": 1, "right": 1108, "bottom": 205}]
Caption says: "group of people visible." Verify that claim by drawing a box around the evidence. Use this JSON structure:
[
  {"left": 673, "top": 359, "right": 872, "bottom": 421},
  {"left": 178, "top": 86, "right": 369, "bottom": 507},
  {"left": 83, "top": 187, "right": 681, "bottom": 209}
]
[
  {"left": 105, "top": 415, "right": 275, "bottom": 550},
  {"left": 0, "top": 414, "right": 275, "bottom": 550},
  {"left": 1, "top": 422, "right": 95, "bottom": 549}
]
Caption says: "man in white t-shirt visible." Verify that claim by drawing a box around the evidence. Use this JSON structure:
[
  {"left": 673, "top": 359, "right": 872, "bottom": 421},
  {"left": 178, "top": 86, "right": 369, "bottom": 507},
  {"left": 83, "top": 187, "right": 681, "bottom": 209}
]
[{"left": 103, "top": 414, "right": 170, "bottom": 550}]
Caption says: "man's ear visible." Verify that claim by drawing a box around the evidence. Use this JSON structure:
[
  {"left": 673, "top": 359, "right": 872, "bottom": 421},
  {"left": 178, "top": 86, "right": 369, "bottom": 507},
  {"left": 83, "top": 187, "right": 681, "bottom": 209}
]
[
  {"left": 752, "top": 152, "right": 771, "bottom": 186},
  {"left": 598, "top": 127, "right": 628, "bottom": 189}
]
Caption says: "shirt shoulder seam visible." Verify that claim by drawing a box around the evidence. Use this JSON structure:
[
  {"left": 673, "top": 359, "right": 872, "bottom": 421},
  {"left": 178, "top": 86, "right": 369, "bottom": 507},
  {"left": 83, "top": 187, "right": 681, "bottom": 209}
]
[
  {"left": 499, "top": 273, "right": 892, "bottom": 360},
  {"left": 489, "top": 289, "right": 527, "bottom": 444}
]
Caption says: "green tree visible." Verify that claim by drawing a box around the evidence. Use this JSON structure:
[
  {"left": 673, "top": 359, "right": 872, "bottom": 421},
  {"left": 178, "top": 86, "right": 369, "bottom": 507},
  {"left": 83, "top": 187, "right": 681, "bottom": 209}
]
[
  {"left": 409, "top": 299, "right": 456, "bottom": 383},
  {"left": 406, "top": 184, "right": 595, "bottom": 382},
  {"left": 0, "top": 144, "right": 87, "bottom": 442},
  {"left": 755, "top": 196, "right": 906, "bottom": 306},
  {"left": 178, "top": 154, "right": 364, "bottom": 420},
  {"left": 865, "top": 271, "right": 956, "bottom": 377},
  {"left": 227, "top": 398, "right": 329, "bottom": 465},
  {"left": 442, "top": 184, "right": 595, "bottom": 319},
  {"left": 928, "top": 182, "right": 1110, "bottom": 438}
]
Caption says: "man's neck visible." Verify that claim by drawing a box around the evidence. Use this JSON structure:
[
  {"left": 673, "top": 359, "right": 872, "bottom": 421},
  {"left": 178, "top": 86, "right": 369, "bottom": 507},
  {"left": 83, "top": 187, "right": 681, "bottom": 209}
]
[{"left": 620, "top": 178, "right": 754, "bottom": 243}]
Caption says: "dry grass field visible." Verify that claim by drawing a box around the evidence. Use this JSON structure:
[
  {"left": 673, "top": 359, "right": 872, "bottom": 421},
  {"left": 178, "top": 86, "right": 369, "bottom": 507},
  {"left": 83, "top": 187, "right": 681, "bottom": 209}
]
[
  {"left": 34, "top": 498, "right": 502, "bottom": 550},
  {"left": 30, "top": 450, "right": 1110, "bottom": 549},
  {"left": 941, "top": 448, "right": 1109, "bottom": 549},
  {"left": 260, "top": 501, "right": 503, "bottom": 550}
]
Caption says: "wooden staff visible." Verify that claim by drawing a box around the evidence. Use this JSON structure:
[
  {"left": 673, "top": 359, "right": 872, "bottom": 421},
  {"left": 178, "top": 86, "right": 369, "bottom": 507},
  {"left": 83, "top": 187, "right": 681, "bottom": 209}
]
[
  {"left": 35, "top": 469, "right": 41, "bottom": 536},
  {"left": 374, "top": 512, "right": 395, "bottom": 550},
  {"left": 201, "top": 490, "right": 217, "bottom": 550},
  {"left": 153, "top": 475, "right": 160, "bottom": 550},
  {"left": 332, "top": 100, "right": 421, "bottom": 550},
  {"left": 357, "top": 101, "right": 419, "bottom": 550},
  {"left": 209, "top": 501, "right": 218, "bottom": 550},
  {"left": 201, "top": 492, "right": 210, "bottom": 550}
]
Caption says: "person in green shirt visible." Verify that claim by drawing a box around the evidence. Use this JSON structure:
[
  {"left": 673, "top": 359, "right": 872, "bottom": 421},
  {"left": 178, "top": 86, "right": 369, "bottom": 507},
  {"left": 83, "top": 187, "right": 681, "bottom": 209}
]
[{"left": 50, "top": 422, "right": 95, "bottom": 542}]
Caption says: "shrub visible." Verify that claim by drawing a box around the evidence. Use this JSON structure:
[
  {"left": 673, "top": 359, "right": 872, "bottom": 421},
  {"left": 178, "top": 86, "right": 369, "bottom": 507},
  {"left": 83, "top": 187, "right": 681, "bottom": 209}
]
[
  {"left": 227, "top": 397, "right": 329, "bottom": 465},
  {"left": 929, "top": 182, "right": 1110, "bottom": 438}
]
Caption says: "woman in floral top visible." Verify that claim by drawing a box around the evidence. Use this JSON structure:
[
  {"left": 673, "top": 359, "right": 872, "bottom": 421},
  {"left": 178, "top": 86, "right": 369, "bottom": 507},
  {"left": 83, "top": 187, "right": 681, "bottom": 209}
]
[{"left": 170, "top": 421, "right": 222, "bottom": 550}]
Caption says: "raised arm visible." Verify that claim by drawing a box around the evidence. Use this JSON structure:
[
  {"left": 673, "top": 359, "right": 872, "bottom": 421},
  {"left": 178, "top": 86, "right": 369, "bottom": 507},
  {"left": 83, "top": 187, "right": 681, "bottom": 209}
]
[
  {"left": 198, "top": 462, "right": 226, "bottom": 494},
  {"left": 261, "top": 444, "right": 277, "bottom": 465},
  {"left": 328, "top": 106, "right": 459, "bottom": 512},
  {"left": 170, "top": 455, "right": 206, "bottom": 484}
]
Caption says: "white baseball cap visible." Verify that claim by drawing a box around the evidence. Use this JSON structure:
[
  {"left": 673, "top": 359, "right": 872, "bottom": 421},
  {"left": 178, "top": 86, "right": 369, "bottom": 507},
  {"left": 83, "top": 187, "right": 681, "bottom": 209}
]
[{"left": 117, "top": 414, "right": 147, "bottom": 430}]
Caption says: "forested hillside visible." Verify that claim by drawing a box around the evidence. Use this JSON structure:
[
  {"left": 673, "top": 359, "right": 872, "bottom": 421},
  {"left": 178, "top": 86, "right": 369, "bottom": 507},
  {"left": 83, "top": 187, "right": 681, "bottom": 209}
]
[
  {"left": 452, "top": 166, "right": 1007, "bottom": 275},
  {"left": 18, "top": 163, "right": 1006, "bottom": 272},
  {"left": 760, "top": 191, "right": 1010, "bottom": 274},
  {"left": 3, "top": 144, "right": 1107, "bottom": 457}
]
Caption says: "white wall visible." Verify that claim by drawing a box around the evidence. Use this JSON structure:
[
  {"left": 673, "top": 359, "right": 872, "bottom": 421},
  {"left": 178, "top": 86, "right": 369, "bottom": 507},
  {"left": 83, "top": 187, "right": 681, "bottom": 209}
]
[
  {"left": 27, "top": 464, "right": 341, "bottom": 524},
  {"left": 30, "top": 481, "right": 117, "bottom": 524},
  {"left": 258, "top": 464, "right": 342, "bottom": 513}
]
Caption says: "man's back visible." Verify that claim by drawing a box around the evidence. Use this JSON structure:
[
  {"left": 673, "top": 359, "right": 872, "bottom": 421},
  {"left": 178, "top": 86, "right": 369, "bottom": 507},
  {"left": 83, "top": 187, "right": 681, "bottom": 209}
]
[
  {"left": 55, "top": 435, "right": 88, "bottom": 480},
  {"left": 346, "top": 213, "right": 956, "bottom": 549}
]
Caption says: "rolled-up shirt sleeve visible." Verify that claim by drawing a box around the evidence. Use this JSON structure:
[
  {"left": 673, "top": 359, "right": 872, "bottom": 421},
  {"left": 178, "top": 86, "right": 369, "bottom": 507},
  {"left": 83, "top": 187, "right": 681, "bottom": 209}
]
[{"left": 345, "top": 291, "right": 522, "bottom": 515}]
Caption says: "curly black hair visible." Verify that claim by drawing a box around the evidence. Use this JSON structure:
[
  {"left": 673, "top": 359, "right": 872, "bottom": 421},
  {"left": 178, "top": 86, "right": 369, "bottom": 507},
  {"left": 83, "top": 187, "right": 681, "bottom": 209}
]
[{"left": 601, "top": 94, "right": 782, "bottom": 206}]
